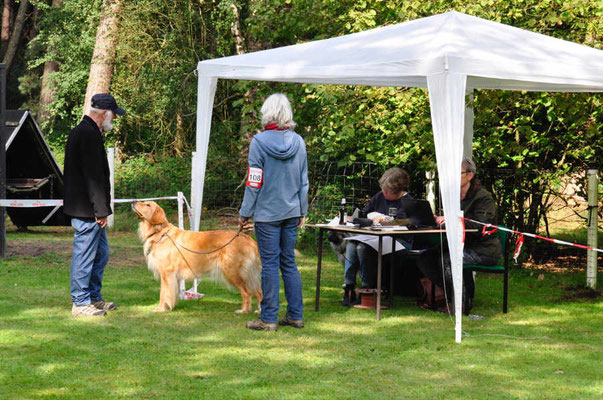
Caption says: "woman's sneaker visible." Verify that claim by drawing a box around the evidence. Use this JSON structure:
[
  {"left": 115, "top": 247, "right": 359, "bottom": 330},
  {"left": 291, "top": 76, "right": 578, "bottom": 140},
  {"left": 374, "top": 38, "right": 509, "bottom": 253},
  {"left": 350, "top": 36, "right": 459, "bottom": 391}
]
[
  {"left": 93, "top": 300, "right": 117, "bottom": 311},
  {"left": 72, "top": 304, "right": 106, "bottom": 317}
]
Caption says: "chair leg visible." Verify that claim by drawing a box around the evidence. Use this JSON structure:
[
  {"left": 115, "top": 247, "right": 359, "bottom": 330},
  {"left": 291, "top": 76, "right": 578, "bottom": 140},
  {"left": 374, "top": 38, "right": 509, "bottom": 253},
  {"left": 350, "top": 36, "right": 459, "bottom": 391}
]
[{"left": 503, "top": 268, "right": 508, "bottom": 313}]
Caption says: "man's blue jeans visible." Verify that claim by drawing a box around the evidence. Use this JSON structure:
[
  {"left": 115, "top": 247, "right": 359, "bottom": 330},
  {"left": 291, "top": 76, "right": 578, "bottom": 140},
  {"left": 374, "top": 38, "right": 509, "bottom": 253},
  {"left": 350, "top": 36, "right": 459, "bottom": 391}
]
[
  {"left": 70, "top": 218, "right": 110, "bottom": 306},
  {"left": 254, "top": 218, "right": 303, "bottom": 324}
]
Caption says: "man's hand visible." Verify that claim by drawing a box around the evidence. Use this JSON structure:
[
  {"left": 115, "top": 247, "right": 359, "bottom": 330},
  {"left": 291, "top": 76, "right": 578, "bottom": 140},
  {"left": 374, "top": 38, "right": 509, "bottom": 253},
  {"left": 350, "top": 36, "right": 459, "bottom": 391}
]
[
  {"left": 434, "top": 215, "right": 445, "bottom": 226},
  {"left": 298, "top": 217, "right": 304, "bottom": 228},
  {"left": 95, "top": 216, "right": 108, "bottom": 228},
  {"left": 238, "top": 216, "right": 250, "bottom": 229}
]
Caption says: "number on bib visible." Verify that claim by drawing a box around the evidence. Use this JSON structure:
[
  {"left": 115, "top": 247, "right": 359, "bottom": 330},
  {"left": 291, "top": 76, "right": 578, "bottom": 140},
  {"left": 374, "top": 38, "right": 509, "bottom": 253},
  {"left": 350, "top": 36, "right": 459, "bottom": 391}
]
[{"left": 246, "top": 167, "right": 263, "bottom": 188}]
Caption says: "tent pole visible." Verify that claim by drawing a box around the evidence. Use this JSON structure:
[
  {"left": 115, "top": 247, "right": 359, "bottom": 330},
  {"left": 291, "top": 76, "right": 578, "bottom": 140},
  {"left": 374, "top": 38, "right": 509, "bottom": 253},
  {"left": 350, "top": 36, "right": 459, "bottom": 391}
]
[
  {"left": 191, "top": 74, "right": 217, "bottom": 231},
  {"left": 427, "top": 71, "right": 467, "bottom": 343}
]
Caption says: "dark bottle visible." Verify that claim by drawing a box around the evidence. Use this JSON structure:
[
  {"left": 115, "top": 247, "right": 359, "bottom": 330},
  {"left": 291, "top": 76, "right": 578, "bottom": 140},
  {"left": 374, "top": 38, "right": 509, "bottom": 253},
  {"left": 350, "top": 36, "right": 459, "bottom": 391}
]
[{"left": 338, "top": 197, "right": 347, "bottom": 225}]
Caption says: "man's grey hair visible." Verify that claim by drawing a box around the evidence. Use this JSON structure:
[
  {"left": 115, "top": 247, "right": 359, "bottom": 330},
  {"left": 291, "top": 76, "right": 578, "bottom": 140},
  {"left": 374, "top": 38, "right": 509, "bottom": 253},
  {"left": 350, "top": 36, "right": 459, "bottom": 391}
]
[
  {"left": 379, "top": 167, "right": 410, "bottom": 194},
  {"left": 89, "top": 106, "right": 113, "bottom": 116},
  {"left": 462, "top": 158, "right": 476, "bottom": 173},
  {"left": 260, "top": 93, "right": 297, "bottom": 130}
]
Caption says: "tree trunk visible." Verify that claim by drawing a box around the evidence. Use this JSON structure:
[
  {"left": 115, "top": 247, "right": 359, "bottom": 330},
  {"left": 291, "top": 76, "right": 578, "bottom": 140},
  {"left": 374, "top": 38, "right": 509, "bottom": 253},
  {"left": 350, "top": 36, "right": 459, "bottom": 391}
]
[
  {"left": 1, "top": 0, "right": 12, "bottom": 57},
  {"left": 230, "top": 1, "right": 258, "bottom": 160},
  {"left": 230, "top": 2, "right": 245, "bottom": 56},
  {"left": 38, "top": 0, "right": 63, "bottom": 125},
  {"left": 2, "top": 0, "right": 28, "bottom": 73},
  {"left": 82, "top": 0, "right": 123, "bottom": 115}
]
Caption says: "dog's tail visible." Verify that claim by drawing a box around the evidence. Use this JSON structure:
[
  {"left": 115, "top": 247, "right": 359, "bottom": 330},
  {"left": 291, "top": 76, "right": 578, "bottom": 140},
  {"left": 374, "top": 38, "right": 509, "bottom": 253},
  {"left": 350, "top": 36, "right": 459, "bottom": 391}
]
[{"left": 241, "top": 246, "right": 262, "bottom": 294}]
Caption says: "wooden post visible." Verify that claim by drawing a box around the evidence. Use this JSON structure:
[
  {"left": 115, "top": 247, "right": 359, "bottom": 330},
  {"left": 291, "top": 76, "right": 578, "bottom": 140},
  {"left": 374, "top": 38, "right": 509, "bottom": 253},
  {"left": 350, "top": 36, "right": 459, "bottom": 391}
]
[
  {"left": 107, "top": 147, "right": 114, "bottom": 228},
  {"left": 0, "top": 64, "right": 6, "bottom": 258},
  {"left": 586, "top": 169, "right": 599, "bottom": 289}
]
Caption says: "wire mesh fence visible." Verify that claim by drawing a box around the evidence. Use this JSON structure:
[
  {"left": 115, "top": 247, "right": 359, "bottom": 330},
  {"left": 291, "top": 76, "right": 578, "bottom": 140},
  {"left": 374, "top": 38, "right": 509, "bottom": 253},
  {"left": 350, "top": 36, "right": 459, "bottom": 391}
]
[{"left": 112, "top": 156, "right": 598, "bottom": 266}]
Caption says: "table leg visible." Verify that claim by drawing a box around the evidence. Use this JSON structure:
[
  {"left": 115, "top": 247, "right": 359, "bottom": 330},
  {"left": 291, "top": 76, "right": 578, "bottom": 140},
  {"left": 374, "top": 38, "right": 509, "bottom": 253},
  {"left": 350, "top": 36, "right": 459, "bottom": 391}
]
[
  {"left": 315, "top": 228, "right": 324, "bottom": 312},
  {"left": 376, "top": 236, "right": 382, "bottom": 320}
]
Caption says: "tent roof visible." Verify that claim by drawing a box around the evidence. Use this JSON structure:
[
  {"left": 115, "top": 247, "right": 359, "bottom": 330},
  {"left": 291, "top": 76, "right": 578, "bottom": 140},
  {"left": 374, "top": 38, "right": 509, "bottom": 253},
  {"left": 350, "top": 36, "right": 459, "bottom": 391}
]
[{"left": 198, "top": 11, "right": 603, "bottom": 92}]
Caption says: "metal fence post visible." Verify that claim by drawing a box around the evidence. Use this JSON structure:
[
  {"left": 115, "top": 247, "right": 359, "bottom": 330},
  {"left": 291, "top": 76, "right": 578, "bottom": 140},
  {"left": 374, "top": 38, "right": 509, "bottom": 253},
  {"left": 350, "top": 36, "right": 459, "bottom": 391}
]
[
  {"left": 586, "top": 169, "right": 599, "bottom": 289},
  {"left": 107, "top": 147, "right": 115, "bottom": 229},
  {"left": 426, "top": 170, "right": 436, "bottom": 213},
  {"left": 177, "top": 191, "right": 184, "bottom": 230}
]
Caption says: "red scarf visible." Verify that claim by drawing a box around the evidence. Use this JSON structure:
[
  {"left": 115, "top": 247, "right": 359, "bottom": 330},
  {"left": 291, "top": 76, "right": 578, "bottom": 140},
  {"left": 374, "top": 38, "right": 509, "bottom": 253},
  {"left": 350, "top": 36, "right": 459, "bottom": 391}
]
[{"left": 264, "top": 123, "right": 287, "bottom": 131}]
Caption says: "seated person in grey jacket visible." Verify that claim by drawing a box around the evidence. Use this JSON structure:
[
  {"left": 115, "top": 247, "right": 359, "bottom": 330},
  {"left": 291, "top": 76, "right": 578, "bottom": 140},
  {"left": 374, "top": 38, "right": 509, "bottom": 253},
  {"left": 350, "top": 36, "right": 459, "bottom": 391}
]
[{"left": 341, "top": 167, "right": 413, "bottom": 306}]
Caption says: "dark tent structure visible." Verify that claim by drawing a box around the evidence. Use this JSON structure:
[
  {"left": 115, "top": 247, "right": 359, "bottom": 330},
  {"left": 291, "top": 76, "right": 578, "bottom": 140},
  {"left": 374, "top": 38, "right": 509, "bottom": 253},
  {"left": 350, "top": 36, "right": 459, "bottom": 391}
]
[{"left": 2, "top": 110, "right": 69, "bottom": 228}]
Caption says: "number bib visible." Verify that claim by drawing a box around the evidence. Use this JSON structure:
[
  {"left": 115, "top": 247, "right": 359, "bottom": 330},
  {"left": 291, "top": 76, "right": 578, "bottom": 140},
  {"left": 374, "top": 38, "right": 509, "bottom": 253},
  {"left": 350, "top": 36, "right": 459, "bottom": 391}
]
[{"left": 246, "top": 167, "right": 263, "bottom": 188}]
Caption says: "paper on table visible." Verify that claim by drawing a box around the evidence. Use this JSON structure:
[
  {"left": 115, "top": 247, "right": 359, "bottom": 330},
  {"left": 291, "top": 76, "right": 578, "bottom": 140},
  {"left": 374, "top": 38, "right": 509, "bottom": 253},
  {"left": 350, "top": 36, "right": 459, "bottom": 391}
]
[
  {"left": 314, "top": 217, "right": 354, "bottom": 227},
  {"left": 343, "top": 234, "right": 409, "bottom": 255},
  {"left": 377, "top": 226, "right": 409, "bottom": 231}
]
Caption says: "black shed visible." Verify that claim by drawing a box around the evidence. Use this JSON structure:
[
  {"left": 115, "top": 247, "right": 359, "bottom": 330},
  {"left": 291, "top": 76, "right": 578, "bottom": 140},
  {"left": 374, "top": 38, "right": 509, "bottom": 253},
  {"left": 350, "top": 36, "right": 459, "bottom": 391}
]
[{"left": 3, "top": 110, "right": 69, "bottom": 227}]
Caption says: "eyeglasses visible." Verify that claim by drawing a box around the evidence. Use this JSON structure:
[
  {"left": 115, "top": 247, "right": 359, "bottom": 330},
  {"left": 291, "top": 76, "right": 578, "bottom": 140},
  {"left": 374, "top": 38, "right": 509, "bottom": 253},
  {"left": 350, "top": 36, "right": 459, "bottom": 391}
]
[{"left": 461, "top": 171, "right": 471, "bottom": 175}]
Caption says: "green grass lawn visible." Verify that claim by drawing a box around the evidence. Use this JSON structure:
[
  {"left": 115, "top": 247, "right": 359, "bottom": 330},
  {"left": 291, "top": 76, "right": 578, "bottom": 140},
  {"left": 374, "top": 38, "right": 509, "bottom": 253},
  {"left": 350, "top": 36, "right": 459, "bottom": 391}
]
[{"left": 0, "top": 221, "right": 602, "bottom": 400}]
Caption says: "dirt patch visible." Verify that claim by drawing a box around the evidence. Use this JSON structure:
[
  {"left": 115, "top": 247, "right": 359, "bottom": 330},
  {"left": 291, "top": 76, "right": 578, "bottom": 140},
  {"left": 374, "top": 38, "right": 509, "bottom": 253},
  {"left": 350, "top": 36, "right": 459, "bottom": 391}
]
[
  {"left": 5, "top": 240, "right": 72, "bottom": 258},
  {"left": 5, "top": 240, "right": 145, "bottom": 268},
  {"left": 561, "top": 284, "right": 602, "bottom": 301},
  {"left": 110, "top": 245, "right": 146, "bottom": 268}
]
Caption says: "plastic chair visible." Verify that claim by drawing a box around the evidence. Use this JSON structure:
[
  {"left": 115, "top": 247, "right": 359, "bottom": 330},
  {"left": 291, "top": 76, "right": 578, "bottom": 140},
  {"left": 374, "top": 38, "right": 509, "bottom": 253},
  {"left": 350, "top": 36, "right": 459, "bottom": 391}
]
[{"left": 463, "top": 229, "right": 510, "bottom": 313}]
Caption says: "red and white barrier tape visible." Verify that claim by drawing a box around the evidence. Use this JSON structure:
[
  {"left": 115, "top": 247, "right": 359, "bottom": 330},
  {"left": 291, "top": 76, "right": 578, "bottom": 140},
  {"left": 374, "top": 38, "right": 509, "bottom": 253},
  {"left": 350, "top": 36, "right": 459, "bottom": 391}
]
[
  {"left": 0, "top": 199, "right": 63, "bottom": 207},
  {"left": 0, "top": 196, "right": 180, "bottom": 208},
  {"left": 461, "top": 217, "right": 603, "bottom": 262}
]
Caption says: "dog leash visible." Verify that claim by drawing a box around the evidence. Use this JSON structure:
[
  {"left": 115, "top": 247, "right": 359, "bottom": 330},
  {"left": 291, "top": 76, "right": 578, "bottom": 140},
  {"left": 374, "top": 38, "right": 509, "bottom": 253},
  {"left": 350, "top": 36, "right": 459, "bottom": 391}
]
[
  {"left": 164, "top": 227, "right": 243, "bottom": 255},
  {"left": 159, "top": 227, "right": 244, "bottom": 277}
]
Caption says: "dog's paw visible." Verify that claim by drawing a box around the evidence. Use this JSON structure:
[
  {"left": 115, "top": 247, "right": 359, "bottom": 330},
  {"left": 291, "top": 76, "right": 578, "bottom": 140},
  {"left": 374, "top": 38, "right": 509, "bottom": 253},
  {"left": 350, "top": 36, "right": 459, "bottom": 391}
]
[
  {"left": 153, "top": 306, "right": 169, "bottom": 312},
  {"left": 234, "top": 309, "right": 249, "bottom": 314},
  {"left": 254, "top": 309, "right": 260, "bottom": 314}
]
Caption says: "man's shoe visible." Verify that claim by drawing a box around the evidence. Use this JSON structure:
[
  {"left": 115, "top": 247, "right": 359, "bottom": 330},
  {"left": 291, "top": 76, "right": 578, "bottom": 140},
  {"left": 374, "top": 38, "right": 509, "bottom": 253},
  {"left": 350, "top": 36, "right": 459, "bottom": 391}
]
[
  {"left": 246, "top": 319, "right": 277, "bottom": 331},
  {"left": 93, "top": 300, "right": 117, "bottom": 311},
  {"left": 278, "top": 317, "right": 304, "bottom": 328},
  {"left": 72, "top": 304, "right": 107, "bottom": 317}
]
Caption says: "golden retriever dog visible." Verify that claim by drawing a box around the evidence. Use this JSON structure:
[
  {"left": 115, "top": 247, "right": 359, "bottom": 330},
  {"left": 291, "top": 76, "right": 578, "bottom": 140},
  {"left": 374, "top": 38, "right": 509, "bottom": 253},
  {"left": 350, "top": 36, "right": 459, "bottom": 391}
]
[{"left": 132, "top": 201, "right": 262, "bottom": 313}]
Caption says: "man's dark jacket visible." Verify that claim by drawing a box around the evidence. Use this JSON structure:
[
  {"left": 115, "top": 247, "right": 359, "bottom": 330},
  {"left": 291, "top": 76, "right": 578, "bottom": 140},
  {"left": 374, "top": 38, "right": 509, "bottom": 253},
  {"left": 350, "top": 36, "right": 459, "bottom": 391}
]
[
  {"left": 462, "top": 187, "right": 501, "bottom": 259},
  {"left": 63, "top": 115, "right": 112, "bottom": 219}
]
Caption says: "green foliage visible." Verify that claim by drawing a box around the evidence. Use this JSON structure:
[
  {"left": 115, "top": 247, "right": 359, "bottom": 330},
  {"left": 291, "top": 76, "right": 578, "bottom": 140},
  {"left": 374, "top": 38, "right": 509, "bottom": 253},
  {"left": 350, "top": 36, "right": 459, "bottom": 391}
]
[
  {"left": 8, "top": 0, "right": 602, "bottom": 238},
  {"left": 20, "top": 0, "right": 102, "bottom": 146},
  {"left": 114, "top": 153, "right": 192, "bottom": 205}
]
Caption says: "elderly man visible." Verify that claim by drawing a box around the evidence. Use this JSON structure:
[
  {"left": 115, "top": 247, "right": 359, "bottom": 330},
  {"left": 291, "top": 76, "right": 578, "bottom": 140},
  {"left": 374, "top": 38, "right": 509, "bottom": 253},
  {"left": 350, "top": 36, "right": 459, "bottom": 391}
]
[
  {"left": 416, "top": 158, "right": 501, "bottom": 315},
  {"left": 63, "top": 94, "right": 125, "bottom": 316}
]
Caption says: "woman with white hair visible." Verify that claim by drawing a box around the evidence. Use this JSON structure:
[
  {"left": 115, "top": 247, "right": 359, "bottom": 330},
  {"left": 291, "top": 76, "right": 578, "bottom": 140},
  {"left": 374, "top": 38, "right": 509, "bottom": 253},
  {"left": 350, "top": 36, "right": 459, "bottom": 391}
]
[{"left": 239, "top": 93, "right": 309, "bottom": 331}]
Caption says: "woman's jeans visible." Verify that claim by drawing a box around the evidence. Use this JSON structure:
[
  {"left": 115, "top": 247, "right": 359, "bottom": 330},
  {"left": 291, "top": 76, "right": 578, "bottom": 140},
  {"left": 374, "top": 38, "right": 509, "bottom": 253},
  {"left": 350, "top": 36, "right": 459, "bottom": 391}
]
[
  {"left": 70, "top": 218, "right": 110, "bottom": 306},
  {"left": 344, "top": 241, "right": 372, "bottom": 286},
  {"left": 254, "top": 218, "right": 303, "bottom": 324},
  {"left": 344, "top": 239, "right": 412, "bottom": 287}
]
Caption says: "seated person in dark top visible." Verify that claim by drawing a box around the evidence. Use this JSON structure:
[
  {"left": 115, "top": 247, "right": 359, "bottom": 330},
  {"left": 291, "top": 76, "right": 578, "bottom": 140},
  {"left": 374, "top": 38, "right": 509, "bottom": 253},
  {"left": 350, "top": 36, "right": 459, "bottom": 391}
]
[
  {"left": 416, "top": 158, "right": 502, "bottom": 315},
  {"left": 341, "top": 167, "right": 414, "bottom": 306}
]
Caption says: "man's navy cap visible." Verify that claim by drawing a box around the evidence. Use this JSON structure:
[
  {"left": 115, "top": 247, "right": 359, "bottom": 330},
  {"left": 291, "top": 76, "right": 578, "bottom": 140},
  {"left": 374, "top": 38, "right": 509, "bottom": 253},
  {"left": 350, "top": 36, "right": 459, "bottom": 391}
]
[{"left": 91, "top": 93, "right": 126, "bottom": 116}]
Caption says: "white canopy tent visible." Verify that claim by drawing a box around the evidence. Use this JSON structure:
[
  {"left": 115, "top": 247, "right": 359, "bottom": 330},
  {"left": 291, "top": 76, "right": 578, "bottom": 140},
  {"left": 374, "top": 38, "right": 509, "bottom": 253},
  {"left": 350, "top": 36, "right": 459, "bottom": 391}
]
[{"left": 193, "top": 11, "right": 603, "bottom": 342}]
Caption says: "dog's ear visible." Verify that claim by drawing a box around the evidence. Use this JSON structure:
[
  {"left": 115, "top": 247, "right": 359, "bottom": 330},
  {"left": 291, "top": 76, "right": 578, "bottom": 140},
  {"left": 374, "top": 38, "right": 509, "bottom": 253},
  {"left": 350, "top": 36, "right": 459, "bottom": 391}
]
[{"left": 150, "top": 204, "right": 167, "bottom": 225}]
